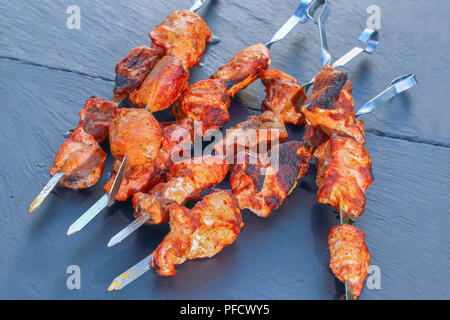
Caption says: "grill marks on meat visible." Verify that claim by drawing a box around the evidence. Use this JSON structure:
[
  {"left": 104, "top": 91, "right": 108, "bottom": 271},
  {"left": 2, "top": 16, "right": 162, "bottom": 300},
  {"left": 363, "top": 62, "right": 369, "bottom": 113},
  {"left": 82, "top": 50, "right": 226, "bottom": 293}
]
[
  {"left": 150, "top": 10, "right": 212, "bottom": 69},
  {"left": 260, "top": 69, "right": 307, "bottom": 125},
  {"left": 230, "top": 141, "right": 312, "bottom": 217},
  {"left": 151, "top": 189, "right": 243, "bottom": 276},
  {"left": 314, "top": 135, "right": 373, "bottom": 220},
  {"left": 328, "top": 224, "right": 370, "bottom": 299},
  {"left": 78, "top": 97, "right": 118, "bottom": 143},
  {"left": 303, "top": 65, "right": 365, "bottom": 144},
  {"left": 104, "top": 118, "right": 194, "bottom": 201},
  {"left": 214, "top": 111, "right": 288, "bottom": 156},
  {"left": 109, "top": 108, "right": 162, "bottom": 167},
  {"left": 132, "top": 156, "right": 230, "bottom": 225},
  {"left": 129, "top": 55, "right": 189, "bottom": 111},
  {"left": 113, "top": 45, "right": 165, "bottom": 103},
  {"left": 211, "top": 43, "right": 270, "bottom": 97},
  {"left": 50, "top": 127, "right": 106, "bottom": 189},
  {"left": 172, "top": 79, "right": 230, "bottom": 135}
]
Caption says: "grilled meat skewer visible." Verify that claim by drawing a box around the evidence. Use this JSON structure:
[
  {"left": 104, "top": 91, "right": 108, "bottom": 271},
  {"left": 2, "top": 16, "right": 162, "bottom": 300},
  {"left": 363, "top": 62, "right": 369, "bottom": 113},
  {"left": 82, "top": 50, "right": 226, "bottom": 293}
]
[
  {"left": 150, "top": 9, "right": 212, "bottom": 69},
  {"left": 113, "top": 8, "right": 211, "bottom": 104}
]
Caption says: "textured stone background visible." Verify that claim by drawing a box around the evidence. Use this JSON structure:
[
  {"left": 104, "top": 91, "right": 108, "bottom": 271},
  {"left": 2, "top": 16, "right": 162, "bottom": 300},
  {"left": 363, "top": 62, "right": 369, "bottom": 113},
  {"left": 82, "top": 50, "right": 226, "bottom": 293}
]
[{"left": 0, "top": 0, "right": 448, "bottom": 299}]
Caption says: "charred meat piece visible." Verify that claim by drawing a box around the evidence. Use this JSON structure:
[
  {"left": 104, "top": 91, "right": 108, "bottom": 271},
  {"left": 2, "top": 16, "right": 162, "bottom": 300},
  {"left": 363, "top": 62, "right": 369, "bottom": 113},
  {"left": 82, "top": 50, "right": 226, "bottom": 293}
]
[
  {"left": 172, "top": 79, "right": 230, "bottom": 135},
  {"left": 304, "top": 64, "right": 347, "bottom": 110},
  {"left": 260, "top": 69, "right": 307, "bottom": 125},
  {"left": 151, "top": 189, "right": 243, "bottom": 276},
  {"left": 104, "top": 118, "right": 194, "bottom": 201},
  {"left": 314, "top": 135, "right": 373, "bottom": 220},
  {"left": 113, "top": 45, "right": 165, "bottom": 103},
  {"left": 77, "top": 97, "right": 118, "bottom": 143},
  {"left": 303, "top": 124, "right": 329, "bottom": 151},
  {"left": 49, "top": 127, "right": 106, "bottom": 189},
  {"left": 150, "top": 10, "right": 212, "bottom": 68},
  {"left": 303, "top": 65, "right": 365, "bottom": 144},
  {"left": 214, "top": 111, "right": 288, "bottom": 156},
  {"left": 230, "top": 141, "right": 312, "bottom": 217},
  {"left": 109, "top": 108, "right": 162, "bottom": 167},
  {"left": 211, "top": 43, "right": 270, "bottom": 97},
  {"left": 129, "top": 55, "right": 189, "bottom": 111},
  {"left": 328, "top": 224, "right": 370, "bottom": 299},
  {"left": 132, "top": 156, "right": 230, "bottom": 225}
]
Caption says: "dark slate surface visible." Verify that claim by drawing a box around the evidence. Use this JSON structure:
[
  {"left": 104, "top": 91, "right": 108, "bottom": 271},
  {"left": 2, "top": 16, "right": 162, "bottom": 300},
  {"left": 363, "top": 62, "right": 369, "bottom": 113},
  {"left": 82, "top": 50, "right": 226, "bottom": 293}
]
[{"left": 0, "top": 0, "right": 449, "bottom": 299}]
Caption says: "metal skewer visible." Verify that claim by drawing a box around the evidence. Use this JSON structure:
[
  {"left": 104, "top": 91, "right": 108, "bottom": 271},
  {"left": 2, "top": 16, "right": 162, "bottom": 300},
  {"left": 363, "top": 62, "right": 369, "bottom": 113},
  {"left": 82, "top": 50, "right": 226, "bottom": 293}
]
[
  {"left": 29, "top": 172, "right": 64, "bottom": 214},
  {"left": 302, "top": 28, "right": 379, "bottom": 92},
  {"left": 106, "top": 0, "right": 328, "bottom": 247},
  {"left": 265, "top": 0, "right": 325, "bottom": 49},
  {"left": 67, "top": 0, "right": 211, "bottom": 235},
  {"left": 30, "top": 0, "right": 211, "bottom": 215}
]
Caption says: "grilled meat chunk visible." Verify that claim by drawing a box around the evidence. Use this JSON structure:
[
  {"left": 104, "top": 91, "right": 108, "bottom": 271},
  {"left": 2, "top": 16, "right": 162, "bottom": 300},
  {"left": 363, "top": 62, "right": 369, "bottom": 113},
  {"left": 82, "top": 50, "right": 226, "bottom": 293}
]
[
  {"left": 104, "top": 118, "right": 194, "bottom": 201},
  {"left": 152, "top": 189, "right": 243, "bottom": 276},
  {"left": 214, "top": 111, "right": 288, "bottom": 156},
  {"left": 314, "top": 135, "right": 373, "bottom": 220},
  {"left": 132, "top": 155, "right": 230, "bottom": 225},
  {"left": 129, "top": 55, "right": 189, "bottom": 110},
  {"left": 113, "top": 45, "right": 165, "bottom": 103},
  {"left": 260, "top": 69, "right": 307, "bottom": 125},
  {"left": 303, "top": 65, "right": 365, "bottom": 144},
  {"left": 77, "top": 97, "right": 118, "bottom": 143},
  {"left": 109, "top": 108, "right": 162, "bottom": 167},
  {"left": 211, "top": 43, "right": 270, "bottom": 97},
  {"left": 150, "top": 10, "right": 212, "bottom": 68},
  {"left": 230, "top": 141, "right": 312, "bottom": 217},
  {"left": 328, "top": 224, "right": 370, "bottom": 299},
  {"left": 50, "top": 127, "right": 106, "bottom": 189},
  {"left": 172, "top": 79, "right": 230, "bottom": 135}
]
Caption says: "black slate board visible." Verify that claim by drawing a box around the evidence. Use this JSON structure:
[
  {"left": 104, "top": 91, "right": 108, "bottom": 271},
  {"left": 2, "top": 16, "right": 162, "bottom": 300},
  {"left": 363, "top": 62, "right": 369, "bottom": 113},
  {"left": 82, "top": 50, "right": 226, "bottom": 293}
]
[{"left": 0, "top": 0, "right": 449, "bottom": 299}]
